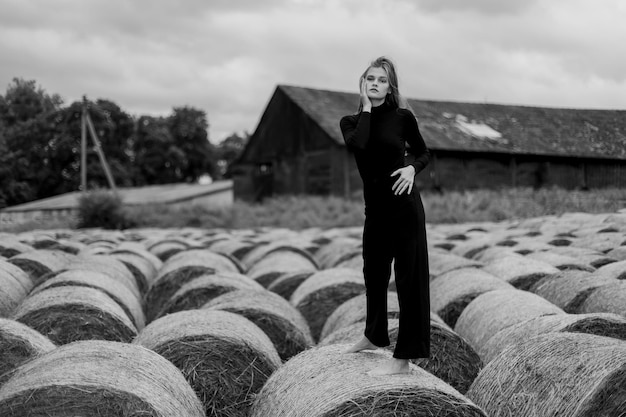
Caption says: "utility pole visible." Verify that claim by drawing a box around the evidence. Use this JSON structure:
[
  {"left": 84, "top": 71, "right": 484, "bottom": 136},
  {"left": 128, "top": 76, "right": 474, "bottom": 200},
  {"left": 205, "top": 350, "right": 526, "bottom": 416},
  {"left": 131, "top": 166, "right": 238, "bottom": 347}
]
[{"left": 80, "top": 96, "right": 117, "bottom": 192}]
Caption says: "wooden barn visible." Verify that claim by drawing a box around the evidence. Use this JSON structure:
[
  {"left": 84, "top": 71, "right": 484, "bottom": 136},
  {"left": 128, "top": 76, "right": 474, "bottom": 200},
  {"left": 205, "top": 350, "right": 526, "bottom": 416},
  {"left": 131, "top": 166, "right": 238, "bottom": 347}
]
[{"left": 233, "top": 85, "right": 626, "bottom": 201}]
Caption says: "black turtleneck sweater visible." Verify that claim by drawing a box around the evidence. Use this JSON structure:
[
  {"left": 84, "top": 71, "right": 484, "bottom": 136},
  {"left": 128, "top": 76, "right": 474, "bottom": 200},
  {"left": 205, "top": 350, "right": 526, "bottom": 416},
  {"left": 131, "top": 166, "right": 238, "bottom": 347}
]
[{"left": 339, "top": 101, "right": 431, "bottom": 186}]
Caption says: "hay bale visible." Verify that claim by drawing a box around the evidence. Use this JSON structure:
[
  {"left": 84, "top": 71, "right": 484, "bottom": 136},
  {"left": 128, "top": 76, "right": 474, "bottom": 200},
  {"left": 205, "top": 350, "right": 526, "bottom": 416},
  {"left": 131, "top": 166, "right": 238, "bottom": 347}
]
[
  {"left": 65, "top": 254, "right": 141, "bottom": 299},
  {"left": 481, "top": 253, "right": 560, "bottom": 290},
  {"left": 428, "top": 250, "right": 482, "bottom": 280},
  {"left": 0, "top": 261, "right": 34, "bottom": 294},
  {"left": 319, "top": 318, "right": 482, "bottom": 394},
  {"left": 592, "top": 259, "right": 626, "bottom": 280},
  {"left": 320, "top": 292, "right": 400, "bottom": 341},
  {"left": 144, "top": 249, "right": 243, "bottom": 321},
  {"left": 314, "top": 237, "right": 362, "bottom": 269},
  {"left": 250, "top": 343, "right": 486, "bottom": 416},
  {"left": 247, "top": 250, "right": 318, "bottom": 288},
  {"left": 241, "top": 242, "right": 318, "bottom": 271},
  {"left": 606, "top": 245, "right": 626, "bottom": 261},
  {"left": 335, "top": 253, "right": 364, "bottom": 271},
  {"left": 570, "top": 232, "right": 625, "bottom": 253},
  {"left": 480, "top": 312, "right": 626, "bottom": 364},
  {"left": 267, "top": 270, "right": 315, "bottom": 300},
  {"left": 531, "top": 270, "right": 617, "bottom": 312},
  {"left": 471, "top": 246, "right": 518, "bottom": 263},
  {"left": 134, "top": 309, "right": 281, "bottom": 416},
  {"left": 203, "top": 289, "right": 314, "bottom": 361},
  {"left": 466, "top": 332, "right": 626, "bottom": 417},
  {"left": 290, "top": 268, "right": 366, "bottom": 342},
  {"left": 0, "top": 318, "right": 55, "bottom": 386},
  {"left": 525, "top": 251, "right": 596, "bottom": 272},
  {"left": 0, "top": 239, "right": 32, "bottom": 258},
  {"left": 13, "top": 286, "right": 137, "bottom": 345},
  {"left": 109, "top": 250, "right": 159, "bottom": 294},
  {"left": 454, "top": 289, "right": 564, "bottom": 354},
  {"left": 207, "top": 238, "right": 259, "bottom": 260},
  {"left": 578, "top": 281, "right": 626, "bottom": 317},
  {"left": 147, "top": 238, "right": 194, "bottom": 261},
  {"left": 156, "top": 271, "right": 264, "bottom": 318},
  {"left": 8, "top": 249, "right": 75, "bottom": 284},
  {"left": 0, "top": 340, "right": 204, "bottom": 416},
  {"left": 30, "top": 269, "right": 146, "bottom": 330},
  {"left": 0, "top": 271, "right": 29, "bottom": 318},
  {"left": 548, "top": 246, "right": 617, "bottom": 268},
  {"left": 431, "top": 268, "right": 514, "bottom": 328}
]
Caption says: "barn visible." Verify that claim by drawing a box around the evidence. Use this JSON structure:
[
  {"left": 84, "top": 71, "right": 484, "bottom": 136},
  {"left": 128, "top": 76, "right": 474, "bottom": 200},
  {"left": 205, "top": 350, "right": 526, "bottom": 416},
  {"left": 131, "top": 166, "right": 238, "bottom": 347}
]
[{"left": 233, "top": 85, "right": 626, "bottom": 201}]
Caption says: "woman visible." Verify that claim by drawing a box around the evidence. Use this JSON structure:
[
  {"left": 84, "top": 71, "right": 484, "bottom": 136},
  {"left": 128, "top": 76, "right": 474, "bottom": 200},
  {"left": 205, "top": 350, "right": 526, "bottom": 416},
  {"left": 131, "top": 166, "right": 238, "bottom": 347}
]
[{"left": 339, "top": 56, "right": 431, "bottom": 375}]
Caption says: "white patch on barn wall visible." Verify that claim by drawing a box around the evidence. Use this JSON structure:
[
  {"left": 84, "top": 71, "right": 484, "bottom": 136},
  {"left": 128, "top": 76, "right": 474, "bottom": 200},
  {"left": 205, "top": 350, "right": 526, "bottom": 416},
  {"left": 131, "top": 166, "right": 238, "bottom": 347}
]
[{"left": 454, "top": 114, "right": 504, "bottom": 141}]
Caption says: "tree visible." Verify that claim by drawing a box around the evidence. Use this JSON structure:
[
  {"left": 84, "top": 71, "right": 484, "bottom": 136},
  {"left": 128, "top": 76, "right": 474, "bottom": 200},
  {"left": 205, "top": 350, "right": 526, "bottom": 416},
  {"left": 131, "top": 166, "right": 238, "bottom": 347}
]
[
  {"left": 168, "top": 106, "right": 217, "bottom": 181},
  {"left": 0, "top": 78, "right": 62, "bottom": 207},
  {"left": 215, "top": 132, "right": 249, "bottom": 178}
]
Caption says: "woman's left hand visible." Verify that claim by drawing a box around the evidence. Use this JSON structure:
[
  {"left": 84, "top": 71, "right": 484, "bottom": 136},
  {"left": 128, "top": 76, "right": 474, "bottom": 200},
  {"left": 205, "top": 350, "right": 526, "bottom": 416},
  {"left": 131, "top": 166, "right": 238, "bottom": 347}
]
[{"left": 391, "top": 166, "right": 416, "bottom": 195}]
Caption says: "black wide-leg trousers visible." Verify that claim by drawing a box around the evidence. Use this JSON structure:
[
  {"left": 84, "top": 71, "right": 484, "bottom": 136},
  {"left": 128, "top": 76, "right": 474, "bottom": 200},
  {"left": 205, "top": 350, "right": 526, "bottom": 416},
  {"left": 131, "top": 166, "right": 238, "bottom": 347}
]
[{"left": 361, "top": 181, "right": 430, "bottom": 359}]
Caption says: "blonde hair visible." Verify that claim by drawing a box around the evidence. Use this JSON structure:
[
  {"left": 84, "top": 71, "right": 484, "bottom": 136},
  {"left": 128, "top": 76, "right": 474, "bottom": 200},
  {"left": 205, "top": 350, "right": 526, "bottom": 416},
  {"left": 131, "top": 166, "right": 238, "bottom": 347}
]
[{"left": 357, "top": 56, "right": 413, "bottom": 114}]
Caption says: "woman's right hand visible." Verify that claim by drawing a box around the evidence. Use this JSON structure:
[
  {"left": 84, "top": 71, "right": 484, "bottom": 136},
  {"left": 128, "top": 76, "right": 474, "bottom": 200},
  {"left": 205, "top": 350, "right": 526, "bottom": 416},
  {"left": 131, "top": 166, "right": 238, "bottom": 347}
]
[{"left": 360, "top": 77, "right": 372, "bottom": 112}]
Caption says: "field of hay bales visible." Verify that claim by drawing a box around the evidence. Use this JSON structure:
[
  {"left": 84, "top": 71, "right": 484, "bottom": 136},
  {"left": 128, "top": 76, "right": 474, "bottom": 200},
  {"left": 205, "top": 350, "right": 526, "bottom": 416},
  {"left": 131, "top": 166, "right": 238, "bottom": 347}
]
[{"left": 1, "top": 207, "right": 626, "bottom": 416}]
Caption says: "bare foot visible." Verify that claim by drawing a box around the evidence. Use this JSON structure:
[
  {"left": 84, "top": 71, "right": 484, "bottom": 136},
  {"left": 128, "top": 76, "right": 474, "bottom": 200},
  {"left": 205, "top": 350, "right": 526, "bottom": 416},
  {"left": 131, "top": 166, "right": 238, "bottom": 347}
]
[
  {"left": 367, "top": 358, "right": 411, "bottom": 376},
  {"left": 343, "top": 336, "right": 378, "bottom": 353}
]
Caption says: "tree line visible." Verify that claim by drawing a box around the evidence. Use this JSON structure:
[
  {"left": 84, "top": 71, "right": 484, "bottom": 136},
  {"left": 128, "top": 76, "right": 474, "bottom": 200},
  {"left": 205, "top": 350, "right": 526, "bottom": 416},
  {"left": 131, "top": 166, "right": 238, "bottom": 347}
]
[{"left": 0, "top": 78, "right": 247, "bottom": 209}]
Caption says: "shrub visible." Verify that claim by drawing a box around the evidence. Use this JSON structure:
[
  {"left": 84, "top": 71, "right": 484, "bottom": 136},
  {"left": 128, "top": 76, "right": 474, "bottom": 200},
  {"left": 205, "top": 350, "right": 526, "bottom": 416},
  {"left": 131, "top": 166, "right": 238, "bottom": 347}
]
[{"left": 76, "top": 190, "right": 136, "bottom": 229}]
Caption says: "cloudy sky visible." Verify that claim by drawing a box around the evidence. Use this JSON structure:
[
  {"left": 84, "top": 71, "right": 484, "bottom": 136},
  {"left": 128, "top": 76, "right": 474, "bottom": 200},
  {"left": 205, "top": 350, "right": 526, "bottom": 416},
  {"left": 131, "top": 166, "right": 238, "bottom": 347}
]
[{"left": 1, "top": 0, "right": 625, "bottom": 142}]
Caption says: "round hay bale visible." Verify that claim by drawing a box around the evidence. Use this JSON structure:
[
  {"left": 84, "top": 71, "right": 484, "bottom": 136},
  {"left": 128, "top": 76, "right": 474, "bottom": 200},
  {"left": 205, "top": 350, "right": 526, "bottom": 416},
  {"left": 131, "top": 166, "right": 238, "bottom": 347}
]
[
  {"left": 203, "top": 289, "right": 314, "bottom": 361},
  {"left": 207, "top": 238, "right": 259, "bottom": 260},
  {"left": 156, "top": 271, "right": 264, "bottom": 318},
  {"left": 606, "top": 245, "right": 626, "bottom": 261},
  {"left": 570, "top": 232, "right": 625, "bottom": 253},
  {"left": 0, "top": 271, "right": 29, "bottom": 318},
  {"left": 32, "top": 238, "right": 84, "bottom": 254},
  {"left": 428, "top": 250, "right": 482, "bottom": 280},
  {"left": 592, "top": 259, "right": 626, "bottom": 280},
  {"left": 454, "top": 289, "right": 564, "bottom": 354},
  {"left": 248, "top": 250, "right": 318, "bottom": 287},
  {"left": 319, "top": 318, "right": 482, "bottom": 394},
  {"left": 481, "top": 253, "right": 560, "bottom": 290},
  {"left": 7, "top": 249, "right": 75, "bottom": 284},
  {"left": 0, "top": 239, "right": 32, "bottom": 258},
  {"left": 525, "top": 250, "right": 596, "bottom": 272},
  {"left": 250, "top": 343, "right": 486, "bottom": 417},
  {"left": 578, "top": 281, "right": 626, "bottom": 317},
  {"left": 0, "top": 261, "right": 34, "bottom": 294},
  {"left": 466, "top": 332, "right": 626, "bottom": 417},
  {"left": 548, "top": 246, "right": 617, "bottom": 268},
  {"left": 314, "top": 237, "right": 362, "bottom": 269},
  {"left": 241, "top": 242, "right": 318, "bottom": 271},
  {"left": 431, "top": 268, "right": 514, "bottom": 328},
  {"left": 113, "top": 242, "right": 164, "bottom": 271},
  {"left": 334, "top": 253, "right": 364, "bottom": 271},
  {"left": 531, "top": 270, "right": 617, "bottom": 312},
  {"left": 144, "top": 249, "right": 242, "bottom": 321},
  {"left": 320, "top": 292, "right": 400, "bottom": 341},
  {"left": 471, "top": 246, "right": 518, "bottom": 263},
  {"left": 65, "top": 255, "right": 141, "bottom": 299},
  {"left": 290, "top": 268, "right": 366, "bottom": 342},
  {"left": 480, "top": 312, "right": 626, "bottom": 364},
  {"left": 30, "top": 269, "right": 145, "bottom": 330},
  {"left": 266, "top": 270, "right": 315, "bottom": 300},
  {"left": 0, "top": 318, "right": 55, "bottom": 386},
  {"left": 13, "top": 286, "right": 137, "bottom": 345},
  {"left": 0, "top": 340, "right": 204, "bottom": 416},
  {"left": 109, "top": 250, "right": 159, "bottom": 294},
  {"left": 147, "top": 238, "right": 194, "bottom": 261},
  {"left": 134, "top": 309, "right": 281, "bottom": 416}
]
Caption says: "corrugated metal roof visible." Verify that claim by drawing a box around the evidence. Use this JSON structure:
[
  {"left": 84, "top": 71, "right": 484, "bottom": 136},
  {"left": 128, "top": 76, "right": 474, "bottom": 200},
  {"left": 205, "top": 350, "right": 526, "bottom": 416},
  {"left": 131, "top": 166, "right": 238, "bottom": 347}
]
[
  {"left": 278, "top": 85, "right": 626, "bottom": 159},
  {"left": 1, "top": 180, "right": 233, "bottom": 213}
]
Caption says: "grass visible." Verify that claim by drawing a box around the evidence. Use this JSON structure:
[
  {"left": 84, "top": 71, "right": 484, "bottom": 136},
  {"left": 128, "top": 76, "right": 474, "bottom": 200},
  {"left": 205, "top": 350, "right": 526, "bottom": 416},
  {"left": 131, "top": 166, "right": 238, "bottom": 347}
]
[{"left": 1, "top": 186, "right": 625, "bottom": 232}]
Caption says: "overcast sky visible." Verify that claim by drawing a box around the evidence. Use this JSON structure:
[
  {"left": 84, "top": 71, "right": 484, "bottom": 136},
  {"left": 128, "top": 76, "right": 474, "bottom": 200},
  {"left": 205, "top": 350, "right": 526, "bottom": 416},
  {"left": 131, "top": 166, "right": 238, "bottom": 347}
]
[{"left": 1, "top": 0, "right": 625, "bottom": 142}]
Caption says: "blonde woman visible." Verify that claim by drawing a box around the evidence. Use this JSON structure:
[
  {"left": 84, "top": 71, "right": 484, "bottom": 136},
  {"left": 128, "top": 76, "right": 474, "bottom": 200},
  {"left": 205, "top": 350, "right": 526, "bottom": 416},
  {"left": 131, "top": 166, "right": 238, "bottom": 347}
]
[{"left": 340, "top": 56, "right": 431, "bottom": 375}]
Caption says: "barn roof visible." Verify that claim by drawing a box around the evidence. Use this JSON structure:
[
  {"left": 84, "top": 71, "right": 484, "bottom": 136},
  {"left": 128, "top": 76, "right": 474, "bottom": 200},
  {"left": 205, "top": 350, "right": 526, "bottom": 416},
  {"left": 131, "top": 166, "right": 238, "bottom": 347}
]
[{"left": 277, "top": 84, "right": 626, "bottom": 159}]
